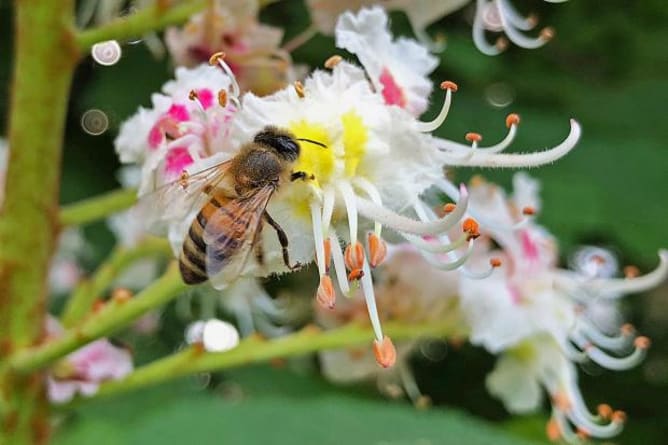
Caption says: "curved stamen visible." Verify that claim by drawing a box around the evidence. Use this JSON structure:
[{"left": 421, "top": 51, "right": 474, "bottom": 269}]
[
  {"left": 583, "top": 250, "right": 668, "bottom": 297},
  {"left": 473, "top": 0, "right": 505, "bottom": 56},
  {"left": 329, "top": 231, "right": 351, "bottom": 296},
  {"left": 577, "top": 338, "right": 649, "bottom": 371},
  {"left": 360, "top": 257, "right": 383, "bottom": 342},
  {"left": 402, "top": 232, "right": 468, "bottom": 254},
  {"left": 444, "top": 119, "right": 581, "bottom": 167},
  {"left": 551, "top": 408, "right": 583, "bottom": 445},
  {"left": 338, "top": 181, "right": 359, "bottom": 246},
  {"left": 496, "top": 0, "right": 536, "bottom": 31},
  {"left": 209, "top": 52, "right": 241, "bottom": 109},
  {"left": 309, "top": 201, "right": 327, "bottom": 277},
  {"left": 419, "top": 240, "right": 476, "bottom": 271},
  {"left": 496, "top": 0, "right": 550, "bottom": 49},
  {"left": 574, "top": 319, "right": 633, "bottom": 352},
  {"left": 355, "top": 185, "right": 469, "bottom": 236},
  {"left": 416, "top": 81, "right": 455, "bottom": 133},
  {"left": 321, "top": 187, "right": 336, "bottom": 236}
]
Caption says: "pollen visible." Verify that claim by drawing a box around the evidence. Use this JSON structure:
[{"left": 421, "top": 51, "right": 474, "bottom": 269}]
[
  {"left": 112, "top": 288, "right": 133, "bottom": 303},
  {"left": 506, "top": 113, "right": 521, "bottom": 128},
  {"left": 440, "top": 80, "right": 458, "bottom": 92},
  {"left": 624, "top": 265, "right": 640, "bottom": 278},
  {"left": 597, "top": 404, "right": 613, "bottom": 420},
  {"left": 348, "top": 268, "right": 364, "bottom": 281},
  {"left": 634, "top": 336, "right": 651, "bottom": 349},
  {"left": 465, "top": 132, "right": 483, "bottom": 143},
  {"left": 368, "top": 233, "right": 388, "bottom": 268},
  {"left": 324, "top": 55, "right": 343, "bottom": 69},
  {"left": 522, "top": 206, "right": 536, "bottom": 216},
  {"left": 490, "top": 257, "right": 502, "bottom": 268},
  {"left": 443, "top": 203, "right": 457, "bottom": 214},
  {"left": 540, "top": 27, "right": 555, "bottom": 41},
  {"left": 462, "top": 218, "right": 481, "bottom": 241},
  {"left": 293, "top": 80, "right": 305, "bottom": 98},
  {"left": 218, "top": 89, "right": 228, "bottom": 107},
  {"left": 344, "top": 241, "right": 365, "bottom": 271},
  {"left": 316, "top": 275, "right": 336, "bottom": 309},
  {"left": 373, "top": 335, "right": 397, "bottom": 368},
  {"left": 208, "top": 51, "right": 226, "bottom": 65}
]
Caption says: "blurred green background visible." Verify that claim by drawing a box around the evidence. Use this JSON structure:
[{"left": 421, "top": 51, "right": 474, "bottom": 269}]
[{"left": 1, "top": 1, "right": 668, "bottom": 444}]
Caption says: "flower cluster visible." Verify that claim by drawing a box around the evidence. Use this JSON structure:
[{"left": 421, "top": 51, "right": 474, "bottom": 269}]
[{"left": 115, "top": 6, "right": 578, "bottom": 366}]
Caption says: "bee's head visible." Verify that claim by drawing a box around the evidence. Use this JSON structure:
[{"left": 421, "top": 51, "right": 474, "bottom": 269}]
[{"left": 254, "top": 126, "right": 300, "bottom": 162}]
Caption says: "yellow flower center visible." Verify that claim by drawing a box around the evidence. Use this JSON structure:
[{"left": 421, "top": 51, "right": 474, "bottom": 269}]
[{"left": 341, "top": 111, "right": 367, "bottom": 177}]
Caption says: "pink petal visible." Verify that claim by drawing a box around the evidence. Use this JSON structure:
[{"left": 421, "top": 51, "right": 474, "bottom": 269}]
[
  {"left": 164, "top": 146, "right": 194, "bottom": 177},
  {"left": 379, "top": 67, "right": 407, "bottom": 108},
  {"left": 197, "top": 88, "right": 214, "bottom": 109}
]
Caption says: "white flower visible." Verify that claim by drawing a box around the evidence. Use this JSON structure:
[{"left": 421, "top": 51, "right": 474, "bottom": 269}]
[
  {"left": 335, "top": 7, "right": 438, "bottom": 116},
  {"left": 185, "top": 318, "right": 240, "bottom": 352},
  {"left": 458, "top": 174, "right": 668, "bottom": 443},
  {"left": 472, "top": 0, "right": 565, "bottom": 56}
]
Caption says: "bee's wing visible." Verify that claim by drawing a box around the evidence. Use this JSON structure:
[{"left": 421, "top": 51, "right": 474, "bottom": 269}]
[
  {"left": 202, "top": 186, "right": 275, "bottom": 288},
  {"left": 135, "top": 161, "right": 233, "bottom": 235}
]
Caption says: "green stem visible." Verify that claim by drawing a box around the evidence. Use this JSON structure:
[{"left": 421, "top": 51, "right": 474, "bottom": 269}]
[
  {"left": 60, "top": 188, "right": 137, "bottom": 226},
  {"left": 0, "top": 1, "right": 77, "bottom": 443},
  {"left": 92, "top": 319, "right": 463, "bottom": 400},
  {"left": 75, "top": 0, "right": 206, "bottom": 52},
  {"left": 9, "top": 265, "right": 188, "bottom": 375},
  {"left": 61, "top": 238, "right": 172, "bottom": 327}
]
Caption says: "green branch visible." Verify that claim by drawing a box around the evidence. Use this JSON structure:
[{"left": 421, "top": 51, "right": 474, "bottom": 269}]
[
  {"left": 0, "top": 1, "right": 77, "bottom": 443},
  {"left": 60, "top": 188, "right": 137, "bottom": 226},
  {"left": 92, "top": 318, "right": 464, "bottom": 400},
  {"left": 76, "top": 0, "right": 206, "bottom": 52},
  {"left": 61, "top": 238, "right": 173, "bottom": 327},
  {"left": 9, "top": 265, "right": 188, "bottom": 374}
]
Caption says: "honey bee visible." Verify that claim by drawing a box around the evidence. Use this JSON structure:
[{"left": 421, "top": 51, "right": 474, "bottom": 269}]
[{"left": 140, "top": 126, "right": 325, "bottom": 285}]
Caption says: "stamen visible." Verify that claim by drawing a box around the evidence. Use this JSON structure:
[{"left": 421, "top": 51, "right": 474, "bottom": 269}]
[
  {"left": 465, "top": 132, "right": 483, "bottom": 144},
  {"left": 323, "top": 238, "right": 332, "bottom": 272},
  {"left": 367, "top": 233, "right": 387, "bottom": 268},
  {"left": 490, "top": 258, "right": 503, "bottom": 268},
  {"left": 321, "top": 187, "right": 336, "bottom": 236},
  {"left": 324, "top": 55, "right": 342, "bottom": 69},
  {"left": 496, "top": 0, "right": 552, "bottom": 49},
  {"left": 344, "top": 242, "right": 365, "bottom": 271},
  {"left": 373, "top": 335, "right": 397, "bottom": 368},
  {"left": 338, "top": 181, "right": 359, "bottom": 245},
  {"left": 354, "top": 177, "right": 384, "bottom": 236},
  {"left": 316, "top": 275, "right": 335, "bottom": 309},
  {"left": 415, "top": 81, "right": 456, "bottom": 133},
  {"left": 583, "top": 341, "right": 649, "bottom": 371},
  {"left": 506, "top": 113, "right": 520, "bottom": 128},
  {"left": 347, "top": 268, "right": 364, "bottom": 281},
  {"left": 473, "top": 2, "right": 505, "bottom": 56},
  {"left": 355, "top": 184, "right": 470, "bottom": 236},
  {"left": 444, "top": 119, "right": 581, "bottom": 167},
  {"left": 309, "top": 201, "right": 327, "bottom": 277},
  {"left": 329, "top": 232, "right": 351, "bottom": 296},
  {"left": 546, "top": 418, "right": 561, "bottom": 442},
  {"left": 401, "top": 232, "right": 468, "bottom": 254},
  {"left": 209, "top": 51, "right": 240, "bottom": 103},
  {"left": 443, "top": 203, "right": 457, "bottom": 214},
  {"left": 218, "top": 89, "right": 227, "bottom": 107},
  {"left": 574, "top": 320, "right": 632, "bottom": 351},
  {"left": 522, "top": 206, "right": 536, "bottom": 216},
  {"left": 360, "top": 258, "right": 384, "bottom": 342},
  {"left": 597, "top": 404, "right": 613, "bottom": 420},
  {"left": 419, "top": 240, "right": 476, "bottom": 271},
  {"left": 585, "top": 250, "right": 668, "bottom": 297},
  {"left": 187, "top": 89, "right": 207, "bottom": 114},
  {"left": 293, "top": 80, "right": 305, "bottom": 98},
  {"left": 624, "top": 265, "right": 640, "bottom": 278},
  {"left": 462, "top": 218, "right": 481, "bottom": 240}
]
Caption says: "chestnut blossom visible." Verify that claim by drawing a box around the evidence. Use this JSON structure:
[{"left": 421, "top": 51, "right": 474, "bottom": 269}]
[
  {"left": 116, "top": 8, "right": 579, "bottom": 367},
  {"left": 46, "top": 317, "right": 133, "bottom": 403},
  {"left": 165, "top": 0, "right": 297, "bottom": 96},
  {"left": 472, "top": 0, "right": 565, "bottom": 56},
  {"left": 316, "top": 244, "right": 463, "bottom": 400},
  {"left": 458, "top": 174, "right": 668, "bottom": 443}
]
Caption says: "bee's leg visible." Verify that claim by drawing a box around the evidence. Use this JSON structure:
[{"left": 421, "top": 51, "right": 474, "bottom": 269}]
[
  {"left": 263, "top": 211, "right": 301, "bottom": 270},
  {"left": 290, "top": 171, "right": 315, "bottom": 182},
  {"left": 254, "top": 224, "right": 265, "bottom": 267}
]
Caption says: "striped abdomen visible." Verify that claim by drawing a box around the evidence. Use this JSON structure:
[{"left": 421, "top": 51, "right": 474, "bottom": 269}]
[{"left": 179, "top": 193, "right": 246, "bottom": 284}]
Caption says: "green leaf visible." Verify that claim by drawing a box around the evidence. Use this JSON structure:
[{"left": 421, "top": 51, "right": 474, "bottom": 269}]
[{"left": 54, "top": 366, "right": 544, "bottom": 445}]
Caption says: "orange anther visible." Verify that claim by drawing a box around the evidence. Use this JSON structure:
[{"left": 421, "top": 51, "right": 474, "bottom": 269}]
[
  {"left": 323, "top": 239, "right": 332, "bottom": 272},
  {"left": 462, "top": 218, "right": 480, "bottom": 241},
  {"left": 367, "top": 233, "right": 387, "bottom": 268},
  {"left": 522, "top": 206, "right": 536, "bottom": 216},
  {"left": 347, "top": 268, "right": 364, "bottom": 281},
  {"left": 546, "top": 419, "right": 561, "bottom": 442},
  {"left": 188, "top": 89, "right": 198, "bottom": 101},
  {"left": 316, "top": 275, "right": 335, "bottom": 309},
  {"left": 218, "top": 89, "right": 228, "bottom": 107},
  {"left": 552, "top": 392, "right": 571, "bottom": 411},
  {"left": 344, "top": 241, "right": 365, "bottom": 271},
  {"left": 576, "top": 428, "right": 590, "bottom": 440},
  {"left": 597, "top": 404, "right": 613, "bottom": 419},
  {"left": 208, "top": 51, "right": 226, "bottom": 65},
  {"left": 465, "top": 132, "right": 482, "bottom": 143},
  {"left": 624, "top": 265, "right": 640, "bottom": 278},
  {"left": 440, "top": 80, "right": 458, "bottom": 92},
  {"left": 324, "top": 55, "right": 343, "bottom": 69},
  {"left": 490, "top": 258, "right": 502, "bottom": 268},
  {"left": 506, "top": 113, "right": 521, "bottom": 128},
  {"left": 621, "top": 323, "right": 635, "bottom": 336},
  {"left": 540, "top": 27, "right": 555, "bottom": 41},
  {"left": 443, "top": 203, "right": 457, "bottom": 214},
  {"left": 293, "top": 80, "right": 305, "bottom": 98},
  {"left": 495, "top": 37, "right": 509, "bottom": 51},
  {"left": 526, "top": 13, "right": 539, "bottom": 27},
  {"left": 612, "top": 410, "right": 627, "bottom": 423},
  {"left": 634, "top": 336, "right": 651, "bottom": 349},
  {"left": 112, "top": 288, "right": 132, "bottom": 304},
  {"left": 373, "top": 335, "right": 397, "bottom": 368}
]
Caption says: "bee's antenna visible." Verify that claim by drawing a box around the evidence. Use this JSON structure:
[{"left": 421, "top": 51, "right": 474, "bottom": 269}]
[{"left": 297, "top": 138, "right": 327, "bottom": 149}]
